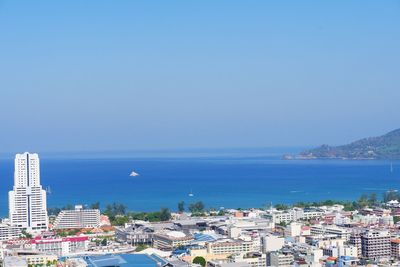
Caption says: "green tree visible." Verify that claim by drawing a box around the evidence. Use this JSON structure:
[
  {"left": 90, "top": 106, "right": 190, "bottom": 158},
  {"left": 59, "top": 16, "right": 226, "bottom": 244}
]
[
  {"left": 112, "top": 216, "right": 129, "bottom": 226},
  {"left": 63, "top": 204, "right": 74, "bottom": 210},
  {"left": 101, "top": 238, "right": 107, "bottom": 246},
  {"left": 20, "top": 229, "right": 32, "bottom": 239},
  {"left": 178, "top": 201, "right": 185, "bottom": 213},
  {"left": 383, "top": 190, "right": 400, "bottom": 202},
  {"left": 47, "top": 207, "right": 61, "bottom": 216},
  {"left": 129, "top": 212, "right": 147, "bottom": 221},
  {"left": 193, "top": 256, "right": 206, "bottom": 267},
  {"left": 104, "top": 202, "right": 127, "bottom": 219},
  {"left": 159, "top": 208, "right": 171, "bottom": 221},
  {"left": 90, "top": 202, "right": 100, "bottom": 210},
  {"left": 357, "top": 193, "right": 370, "bottom": 208},
  {"left": 189, "top": 201, "right": 205, "bottom": 213},
  {"left": 277, "top": 221, "right": 287, "bottom": 227},
  {"left": 343, "top": 202, "right": 358, "bottom": 211},
  {"left": 275, "top": 203, "right": 289, "bottom": 210},
  {"left": 368, "top": 193, "right": 378, "bottom": 206}
]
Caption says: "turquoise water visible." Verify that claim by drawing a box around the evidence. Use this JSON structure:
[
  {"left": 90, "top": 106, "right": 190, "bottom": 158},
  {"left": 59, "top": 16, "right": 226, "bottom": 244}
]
[{"left": 0, "top": 150, "right": 399, "bottom": 216}]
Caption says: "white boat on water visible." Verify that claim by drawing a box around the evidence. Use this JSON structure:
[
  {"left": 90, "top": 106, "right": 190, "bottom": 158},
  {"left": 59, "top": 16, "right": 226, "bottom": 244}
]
[
  {"left": 130, "top": 171, "right": 139, "bottom": 177},
  {"left": 188, "top": 189, "right": 194, "bottom": 197}
]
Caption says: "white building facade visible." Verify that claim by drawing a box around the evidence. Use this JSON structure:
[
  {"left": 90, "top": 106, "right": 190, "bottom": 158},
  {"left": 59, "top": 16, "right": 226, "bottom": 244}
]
[
  {"left": 0, "top": 223, "right": 21, "bottom": 241},
  {"left": 8, "top": 153, "right": 48, "bottom": 232},
  {"left": 53, "top": 205, "right": 100, "bottom": 229}
]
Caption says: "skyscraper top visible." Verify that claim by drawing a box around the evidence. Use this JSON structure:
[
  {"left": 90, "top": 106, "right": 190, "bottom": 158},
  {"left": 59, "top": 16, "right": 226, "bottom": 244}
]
[{"left": 14, "top": 152, "right": 41, "bottom": 188}]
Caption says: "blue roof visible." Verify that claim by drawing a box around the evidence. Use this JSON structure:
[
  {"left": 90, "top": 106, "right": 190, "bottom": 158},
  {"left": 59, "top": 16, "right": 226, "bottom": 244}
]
[
  {"left": 172, "top": 248, "right": 189, "bottom": 256},
  {"left": 148, "top": 254, "right": 168, "bottom": 266},
  {"left": 84, "top": 254, "right": 158, "bottom": 267},
  {"left": 193, "top": 233, "right": 216, "bottom": 242}
]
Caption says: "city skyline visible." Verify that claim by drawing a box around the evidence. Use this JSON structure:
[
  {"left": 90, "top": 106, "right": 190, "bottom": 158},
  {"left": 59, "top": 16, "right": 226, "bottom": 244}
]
[{"left": 1, "top": 1, "right": 400, "bottom": 266}]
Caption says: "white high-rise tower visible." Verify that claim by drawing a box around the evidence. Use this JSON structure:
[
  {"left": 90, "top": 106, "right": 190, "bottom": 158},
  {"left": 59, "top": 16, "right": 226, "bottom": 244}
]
[{"left": 9, "top": 152, "right": 48, "bottom": 232}]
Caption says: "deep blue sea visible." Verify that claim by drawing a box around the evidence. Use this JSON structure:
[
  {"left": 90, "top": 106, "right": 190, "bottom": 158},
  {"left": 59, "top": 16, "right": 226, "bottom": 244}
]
[{"left": 1, "top": 148, "right": 399, "bottom": 216}]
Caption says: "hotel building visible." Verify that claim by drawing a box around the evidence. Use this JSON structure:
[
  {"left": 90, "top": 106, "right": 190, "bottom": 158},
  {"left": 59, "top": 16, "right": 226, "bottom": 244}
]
[
  {"left": 360, "top": 230, "right": 391, "bottom": 259},
  {"left": 53, "top": 205, "right": 100, "bottom": 229},
  {"left": 8, "top": 153, "right": 48, "bottom": 232},
  {"left": 0, "top": 223, "right": 21, "bottom": 241}
]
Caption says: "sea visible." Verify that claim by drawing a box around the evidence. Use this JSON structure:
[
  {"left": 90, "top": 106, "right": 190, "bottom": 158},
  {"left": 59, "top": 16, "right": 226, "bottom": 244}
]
[{"left": 0, "top": 148, "right": 399, "bottom": 217}]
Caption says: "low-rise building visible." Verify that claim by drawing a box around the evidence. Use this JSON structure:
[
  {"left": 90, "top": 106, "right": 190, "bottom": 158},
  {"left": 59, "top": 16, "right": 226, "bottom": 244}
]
[
  {"left": 322, "top": 245, "right": 358, "bottom": 258},
  {"left": 229, "top": 252, "right": 266, "bottom": 267},
  {"left": 310, "top": 225, "right": 351, "bottom": 241},
  {"left": 262, "top": 234, "right": 284, "bottom": 253},
  {"left": 25, "top": 254, "right": 58, "bottom": 266},
  {"left": 30, "top": 236, "right": 89, "bottom": 256},
  {"left": 267, "top": 208, "right": 324, "bottom": 224},
  {"left": 115, "top": 226, "right": 153, "bottom": 245},
  {"left": 208, "top": 241, "right": 252, "bottom": 256},
  {"left": 153, "top": 231, "right": 193, "bottom": 250},
  {"left": 208, "top": 262, "right": 250, "bottom": 267},
  {"left": 268, "top": 251, "right": 294, "bottom": 267},
  {"left": 3, "top": 256, "right": 27, "bottom": 267},
  {"left": 0, "top": 224, "right": 21, "bottom": 241},
  {"left": 65, "top": 258, "right": 88, "bottom": 267}
]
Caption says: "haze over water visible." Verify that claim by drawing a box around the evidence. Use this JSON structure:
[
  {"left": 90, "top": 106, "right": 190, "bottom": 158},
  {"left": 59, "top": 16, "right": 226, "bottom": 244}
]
[{"left": 0, "top": 148, "right": 398, "bottom": 216}]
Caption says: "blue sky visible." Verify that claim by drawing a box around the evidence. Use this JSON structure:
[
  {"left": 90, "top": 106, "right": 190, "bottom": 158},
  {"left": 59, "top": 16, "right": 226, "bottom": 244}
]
[{"left": 0, "top": 1, "right": 399, "bottom": 152}]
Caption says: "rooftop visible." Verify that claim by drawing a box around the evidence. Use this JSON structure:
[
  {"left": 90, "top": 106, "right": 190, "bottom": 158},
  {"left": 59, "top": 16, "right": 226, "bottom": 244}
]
[{"left": 83, "top": 254, "right": 158, "bottom": 267}]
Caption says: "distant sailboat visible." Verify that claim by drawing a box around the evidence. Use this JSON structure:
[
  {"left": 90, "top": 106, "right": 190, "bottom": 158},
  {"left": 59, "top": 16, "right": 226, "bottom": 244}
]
[
  {"left": 188, "top": 189, "right": 194, "bottom": 197},
  {"left": 130, "top": 171, "right": 139, "bottom": 177},
  {"left": 46, "top": 186, "right": 52, "bottom": 195}
]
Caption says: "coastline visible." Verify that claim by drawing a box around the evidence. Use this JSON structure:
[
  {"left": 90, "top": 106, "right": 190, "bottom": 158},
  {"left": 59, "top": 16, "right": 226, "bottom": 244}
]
[{"left": 1, "top": 154, "right": 399, "bottom": 218}]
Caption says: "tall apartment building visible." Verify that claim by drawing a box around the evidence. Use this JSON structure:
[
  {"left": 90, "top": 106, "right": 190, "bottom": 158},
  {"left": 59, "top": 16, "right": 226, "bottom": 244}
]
[
  {"left": 8, "top": 153, "right": 48, "bottom": 232},
  {"left": 361, "top": 230, "right": 391, "bottom": 259},
  {"left": 53, "top": 205, "right": 100, "bottom": 229},
  {"left": 349, "top": 232, "right": 362, "bottom": 257},
  {"left": 391, "top": 239, "right": 400, "bottom": 259}
]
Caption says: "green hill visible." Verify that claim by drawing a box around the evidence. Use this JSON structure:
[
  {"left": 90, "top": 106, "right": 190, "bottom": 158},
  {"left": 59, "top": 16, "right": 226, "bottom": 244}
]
[{"left": 299, "top": 128, "right": 400, "bottom": 159}]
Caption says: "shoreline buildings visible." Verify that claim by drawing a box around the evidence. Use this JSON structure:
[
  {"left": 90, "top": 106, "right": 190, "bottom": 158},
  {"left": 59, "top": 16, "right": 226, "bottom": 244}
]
[
  {"left": 53, "top": 205, "right": 100, "bottom": 229},
  {"left": 8, "top": 153, "right": 48, "bottom": 232},
  {"left": 2, "top": 152, "right": 400, "bottom": 266}
]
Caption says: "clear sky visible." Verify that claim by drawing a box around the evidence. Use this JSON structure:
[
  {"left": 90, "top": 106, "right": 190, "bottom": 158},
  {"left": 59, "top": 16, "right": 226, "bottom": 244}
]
[{"left": 0, "top": 1, "right": 399, "bottom": 153}]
